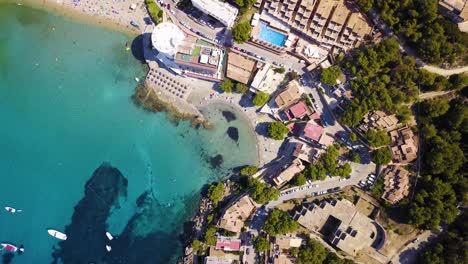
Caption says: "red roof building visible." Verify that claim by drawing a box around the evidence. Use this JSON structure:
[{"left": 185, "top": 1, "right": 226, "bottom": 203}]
[
  {"left": 285, "top": 101, "right": 313, "bottom": 120},
  {"left": 215, "top": 237, "right": 242, "bottom": 251},
  {"left": 303, "top": 122, "right": 323, "bottom": 142}
]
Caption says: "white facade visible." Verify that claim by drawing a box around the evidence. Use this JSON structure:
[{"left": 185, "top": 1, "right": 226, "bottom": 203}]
[
  {"left": 191, "top": 0, "right": 238, "bottom": 28},
  {"left": 151, "top": 22, "right": 185, "bottom": 59}
]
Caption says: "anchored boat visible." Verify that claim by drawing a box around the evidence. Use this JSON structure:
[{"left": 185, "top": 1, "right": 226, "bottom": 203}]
[
  {"left": 4, "top": 207, "right": 22, "bottom": 213},
  {"left": 47, "top": 229, "right": 67, "bottom": 240},
  {"left": 1, "top": 243, "right": 18, "bottom": 253}
]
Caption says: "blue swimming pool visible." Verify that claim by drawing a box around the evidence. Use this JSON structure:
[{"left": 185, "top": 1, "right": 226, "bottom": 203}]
[{"left": 258, "top": 22, "right": 287, "bottom": 46}]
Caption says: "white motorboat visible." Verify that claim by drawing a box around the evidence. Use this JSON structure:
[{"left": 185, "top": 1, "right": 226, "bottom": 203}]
[
  {"left": 105, "top": 232, "right": 114, "bottom": 241},
  {"left": 1, "top": 243, "right": 18, "bottom": 252},
  {"left": 4, "top": 207, "right": 22, "bottom": 213},
  {"left": 47, "top": 229, "right": 67, "bottom": 240},
  {"left": 106, "top": 245, "right": 112, "bottom": 252},
  {"left": 135, "top": 77, "right": 140, "bottom": 82}
]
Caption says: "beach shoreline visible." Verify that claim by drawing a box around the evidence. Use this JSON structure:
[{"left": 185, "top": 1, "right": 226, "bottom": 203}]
[{"left": 10, "top": 0, "right": 147, "bottom": 37}]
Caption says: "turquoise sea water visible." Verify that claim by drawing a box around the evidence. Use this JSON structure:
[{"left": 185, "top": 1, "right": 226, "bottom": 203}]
[{"left": 0, "top": 4, "right": 257, "bottom": 263}]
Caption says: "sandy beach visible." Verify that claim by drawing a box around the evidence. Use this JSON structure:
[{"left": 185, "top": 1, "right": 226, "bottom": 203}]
[
  {"left": 187, "top": 82, "right": 281, "bottom": 167},
  {"left": 12, "top": 0, "right": 149, "bottom": 36}
]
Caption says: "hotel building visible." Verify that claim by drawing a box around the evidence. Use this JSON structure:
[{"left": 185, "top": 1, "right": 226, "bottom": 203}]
[
  {"left": 259, "top": 0, "right": 372, "bottom": 51},
  {"left": 151, "top": 22, "right": 223, "bottom": 82}
]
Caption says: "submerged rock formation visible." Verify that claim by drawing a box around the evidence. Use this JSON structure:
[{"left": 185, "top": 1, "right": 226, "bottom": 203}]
[
  {"left": 221, "top": 110, "right": 236, "bottom": 122},
  {"left": 227, "top": 126, "right": 239, "bottom": 143}
]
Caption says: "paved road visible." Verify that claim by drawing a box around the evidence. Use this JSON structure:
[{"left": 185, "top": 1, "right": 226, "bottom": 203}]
[
  {"left": 389, "top": 231, "right": 434, "bottom": 264},
  {"left": 267, "top": 162, "right": 376, "bottom": 207}
]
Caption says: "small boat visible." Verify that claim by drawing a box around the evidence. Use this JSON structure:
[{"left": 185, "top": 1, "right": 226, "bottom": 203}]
[
  {"left": 130, "top": 20, "right": 140, "bottom": 29},
  {"left": 105, "top": 232, "right": 114, "bottom": 241},
  {"left": 18, "top": 245, "right": 24, "bottom": 255},
  {"left": 1, "top": 243, "right": 18, "bottom": 253},
  {"left": 47, "top": 229, "right": 67, "bottom": 240},
  {"left": 125, "top": 41, "right": 130, "bottom": 52},
  {"left": 106, "top": 245, "right": 112, "bottom": 252},
  {"left": 135, "top": 77, "right": 140, "bottom": 82},
  {"left": 17, "top": 3, "right": 22, "bottom": 5},
  {"left": 5, "top": 207, "right": 22, "bottom": 213}
]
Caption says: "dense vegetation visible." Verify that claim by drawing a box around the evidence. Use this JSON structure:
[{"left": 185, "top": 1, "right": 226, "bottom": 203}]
[
  {"left": 253, "top": 236, "right": 270, "bottom": 252},
  {"left": 207, "top": 182, "right": 225, "bottom": 205},
  {"left": 417, "top": 212, "right": 468, "bottom": 263},
  {"left": 146, "top": 0, "right": 163, "bottom": 24},
  {"left": 407, "top": 98, "right": 467, "bottom": 229},
  {"left": 253, "top": 91, "right": 270, "bottom": 106},
  {"left": 303, "top": 145, "right": 352, "bottom": 180},
  {"left": 220, "top": 79, "right": 234, "bottom": 93},
  {"left": 248, "top": 178, "right": 280, "bottom": 204},
  {"left": 263, "top": 209, "right": 298, "bottom": 235},
  {"left": 320, "top": 65, "right": 343, "bottom": 86},
  {"left": 339, "top": 38, "right": 422, "bottom": 127},
  {"left": 235, "top": 83, "right": 249, "bottom": 93},
  {"left": 240, "top": 165, "right": 258, "bottom": 176},
  {"left": 365, "top": 129, "right": 391, "bottom": 147},
  {"left": 267, "top": 121, "right": 289, "bottom": 140},
  {"left": 232, "top": 22, "right": 252, "bottom": 43},
  {"left": 371, "top": 0, "right": 468, "bottom": 65},
  {"left": 371, "top": 147, "right": 392, "bottom": 165},
  {"left": 297, "top": 239, "right": 355, "bottom": 264}
]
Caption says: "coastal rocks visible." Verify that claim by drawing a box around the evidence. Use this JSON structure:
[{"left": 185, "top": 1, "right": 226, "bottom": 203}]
[
  {"left": 222, "top": 110, "right": 236, "bottom": 122},
  {"left": 227, "top": 126, "right": 239, "bottom": 143},
  {"left": 132, "top": 84, "right": 211, "bottom": 129}
]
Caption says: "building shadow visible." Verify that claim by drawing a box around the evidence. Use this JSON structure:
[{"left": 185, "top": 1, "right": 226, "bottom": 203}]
[
  {"left": 254, "top": 121, "right": 270, "bottom": 137},
  {"left": 131, "top": 34, "right": 146, "bottom": 62}
]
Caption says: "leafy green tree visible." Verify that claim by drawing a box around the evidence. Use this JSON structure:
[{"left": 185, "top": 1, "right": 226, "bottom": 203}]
[
  {"left": 207, "top": 182, "right": 225, "bottom": 205},
  {"left": 204, "top": 226, "right": 217, "bottom": 245},
  {"left": 232, "top": 22, "right": 252, "bottom": 43},
  {"left": 409, "top": 178, "right": 458, "bottom": 230},
  {"left": 349, "top": 152, "right": 361, "bottom": 163},
  {"left": 233, "top": 0, "right": 244, "bottom": 8},
  {"left": 191, "top": 239, "right": 201, "bottom": 251},
  {"left": 320, "top": 145, "right": 339, "bottom": 174},
  {"left": 357, "top": 0, "right": 373, "bottom": 12},
  {"left": 253, "top": 91, "right": 270, "bottom": 106},
  {"left": 249, "top": 178, "right": 280, "bottom": 204},
  {"left": 253, "top": 236, "right": 270, "bottom": 252},
  {"left": 366, "top": 129, "right": 391, "bottom": 147},
  {"left": 267, "top": 121, "right": 289, "bottom": 140},
  {"left": 320, "top": 66, "right": 342, "bottom": 86},
  {"left": 371, "top": 147, "right": 392, "bottom": 165},
  {"left": 274, "top": 67, "right": 286, "bottom": 74},
  {"left": 235, "top": 83, "right": 249, "bottom": 93},
  {"left": 240, "top": 165, "right": 258, "bottom": 176},
  {"left": 297, "top": 239, "right": 327, "bottom": 264},
  {"left": 295, "top": 173, "right": 307, "bottom": 186},
  {"left": 448, "top": 73, "right": 468, "bottom": 91},
  {"left": 335, "top": 163, "right": 352, "bottom": 178},
  {"left": 220, "top": 79, "right": 234, "bottom": 93},
  {"left": 263, "top": 209, "right": 298, "bottom": 235},
  {"left": 425, "top": 136, "right": 464, "bottom": 176},
  {"left": 396, "top": 106, "right": 412, "bottom": 124},
  {"left": 290, "top": 247, "right": 299, "bottom": 257},
  {"left": 307, "top": 163, "right": 327, "bottom": 181},
  {"left": 421, "top": 98, "right": 450, "bottom": 119},
  {"left": 349, "top": 133, "right": 358, "bottom": 142}
]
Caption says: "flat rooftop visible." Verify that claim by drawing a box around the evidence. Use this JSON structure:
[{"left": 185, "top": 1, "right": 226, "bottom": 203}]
[
  {"left": 226, "top": 52, "right": 256, "bottom": 84},
  {"left": 191, "top": 0, "right": 238, "bottom": 27}
]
